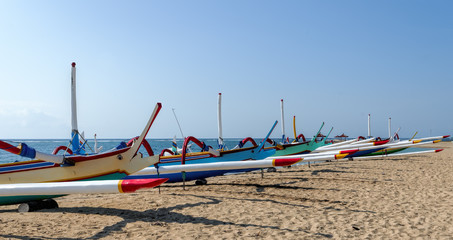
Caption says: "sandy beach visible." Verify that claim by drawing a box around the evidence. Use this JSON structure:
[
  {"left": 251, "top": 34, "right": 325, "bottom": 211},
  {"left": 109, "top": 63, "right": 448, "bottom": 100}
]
[{"left": 0, "top": 142, "right": 452, "bottom": 239}]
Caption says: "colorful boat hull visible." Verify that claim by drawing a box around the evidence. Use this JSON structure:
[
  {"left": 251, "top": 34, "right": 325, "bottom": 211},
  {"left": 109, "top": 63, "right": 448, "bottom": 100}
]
[
  {"left": 269, "top": 140, "right": 330, "bottom": 157},
  {"left": 363, "top": 147, "right": 408, "bottom": 156},
  {"left": 158, "top": 146, "right": 275, "bottom": 166}
]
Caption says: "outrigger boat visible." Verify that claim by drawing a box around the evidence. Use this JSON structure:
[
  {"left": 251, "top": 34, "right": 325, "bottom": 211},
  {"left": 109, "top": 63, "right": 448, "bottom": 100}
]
[
  {"left": 357, "top": 135, "right": 449, "bottom": 157},
  {"left": 133, "top": 137, "right": 418, "bottom": 182},
  {"left": 312, "top": 132, "right": 448, "bottom": 158},
  {"left": 134, "top": 135, "right": 448, "bottom": 183},
  {"left": 127, "top": 94, "right": 281, "bottom": 184},
  {"left": 128, "top": 94, "right": 354, "bottom": 185},
  {"left": 125, "top": 93, "right": 281, "bottom": 184},
  {"left": 0, "top": 63, "right": 167, "bottom": 210},
  {"left": 256, "top": 99, "right": 332, "bottom": 157},
  {"left": 315, "top": 115, "right": 449, "bottom": 157},
  {"left": 126, "top": 120, "right": 279, "bottom": 184},
  {"left": 132, "top": 151, "right": 351, "bottom": 180},
  {"left": 269, "top": 121, "right": 333, "bottom": 156}
]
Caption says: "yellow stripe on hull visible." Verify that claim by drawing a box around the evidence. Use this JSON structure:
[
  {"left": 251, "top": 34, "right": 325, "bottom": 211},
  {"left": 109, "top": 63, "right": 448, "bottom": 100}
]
[
  {"left": 118, "top": 180, "right": 124, "bottom": 193},
  {"left": 335, "top": 153, "right": 349, "bottom": 160}
]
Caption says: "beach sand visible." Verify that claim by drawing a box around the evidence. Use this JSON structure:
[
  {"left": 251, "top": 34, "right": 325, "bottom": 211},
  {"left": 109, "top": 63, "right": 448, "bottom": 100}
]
[{"left": 0, "top": 142, "right": 452, "bottom": 239}]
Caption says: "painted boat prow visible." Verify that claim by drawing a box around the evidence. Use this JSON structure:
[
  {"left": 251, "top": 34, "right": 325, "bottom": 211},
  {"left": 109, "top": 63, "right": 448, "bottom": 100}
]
[{"left": 0, "top": 103, "right": 163, "bottom": 206}]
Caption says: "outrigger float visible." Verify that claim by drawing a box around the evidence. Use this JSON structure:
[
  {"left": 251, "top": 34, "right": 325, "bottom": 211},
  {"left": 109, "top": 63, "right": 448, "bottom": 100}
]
[{"left": 0, "top": 63, "right": 168, "bottom": 211}]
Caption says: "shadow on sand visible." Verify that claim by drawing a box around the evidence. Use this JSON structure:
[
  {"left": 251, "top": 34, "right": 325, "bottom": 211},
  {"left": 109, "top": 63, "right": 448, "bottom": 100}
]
[{"left": 0, "top": 194, "right": 335, "bottom": 239}]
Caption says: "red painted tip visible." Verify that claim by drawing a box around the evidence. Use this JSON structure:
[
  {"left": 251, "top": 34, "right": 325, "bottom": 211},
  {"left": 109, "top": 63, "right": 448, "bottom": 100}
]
[
  {"left": 443, "top": 135, "right": 450, "bottom": 138},
  {"left": 281, "top": 99, "right": 283, "bottom": 102},
  {"left": 121, "top": 178, "right": 168, "bottom": 193},
  {"left": 435, "top": 149, "right": 444, "bottom": 153},
  {"left": 219, "top": 93, "right": 221, "bottom": 95},
  {"left": 0, "top": 140, "right": 21, "bottom": 155},
  {"left": 374, "top": 139, "right": 390, "bottom": 146},
  {"left": 340, "top": 149, "right": 359, "bottom": 154},
  {"left": 71, "top": 62, "right": 76, "bottom": 67},
  {"left": 273, "top": 157, "right": 302, "bottom": 166}
]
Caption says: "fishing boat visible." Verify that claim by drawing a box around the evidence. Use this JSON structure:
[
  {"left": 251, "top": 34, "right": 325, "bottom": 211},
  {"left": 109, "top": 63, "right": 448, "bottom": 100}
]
[
  {"left": 269, "top": 122, "right": 333, "bottom": 156},
  {"left": 312, "top": 134, "right": 448, "bottom": 158},
  {"left": 127, "top": 120, "right": 279, "bottom": 184},
  {"left": 258, "top": 99, "right": 332, "bottom": 157},
  {"left": 319, "top": 115, "right": 450, "bottom": 157},
  {"left": 134, "top": 135, "right": 448, "bottom": 183},
  {"left": 127, "top": 93, "right": 282, "bottom": 184},
  {"left": 358, "top": 135, "right": 449, "bottom": 157},
  {"left": 128, "top": 94, "right": 359, "bottom": 185},
  {"left": 0, "top": 63, "right": 167, "bottom": 209}
]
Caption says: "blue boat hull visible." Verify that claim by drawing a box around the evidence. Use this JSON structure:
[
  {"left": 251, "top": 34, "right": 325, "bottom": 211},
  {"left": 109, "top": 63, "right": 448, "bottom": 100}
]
[{"left": 125, "top": 168, "right": 261, "bottom": 183}]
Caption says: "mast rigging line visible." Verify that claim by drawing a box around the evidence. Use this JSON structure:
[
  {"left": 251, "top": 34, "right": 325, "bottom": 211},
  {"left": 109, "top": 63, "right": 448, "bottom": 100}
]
[{"left": 172, "top": 108, "right": 185, "bottom": 139}]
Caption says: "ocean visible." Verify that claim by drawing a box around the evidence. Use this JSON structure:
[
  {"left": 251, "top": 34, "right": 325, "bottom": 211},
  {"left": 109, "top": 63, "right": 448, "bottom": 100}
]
[{"left": 0, "top": 138, "right": 244, "bottom": 164}]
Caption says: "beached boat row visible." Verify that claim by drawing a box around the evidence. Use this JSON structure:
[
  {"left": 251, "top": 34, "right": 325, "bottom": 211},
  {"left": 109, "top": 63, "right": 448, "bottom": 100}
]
[{"left": 0, "top": 63, "right": 448, "bottom": 212}]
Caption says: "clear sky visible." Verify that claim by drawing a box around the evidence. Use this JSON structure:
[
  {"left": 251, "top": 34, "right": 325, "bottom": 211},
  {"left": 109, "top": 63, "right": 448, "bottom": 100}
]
[{"left": 0, "top": 1, "right": 452, "bottom": 140}]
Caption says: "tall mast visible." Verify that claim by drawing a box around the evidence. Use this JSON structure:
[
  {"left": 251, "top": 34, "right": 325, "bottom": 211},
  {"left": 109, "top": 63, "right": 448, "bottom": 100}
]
[
  {"left": 280, "top": 99, "right": 286, "bottom": 143},
  {"left": 368, "top": 114, "right": 371, "bottom": 138},
  {"left": 71, "top": 62, "right": 80, "bottom": 153},
  {"left": 388, "top": 117, "right": 392, "bottom": 138},
  {"left": 217, "top": 93, "right": 224, "bottom": 148}
]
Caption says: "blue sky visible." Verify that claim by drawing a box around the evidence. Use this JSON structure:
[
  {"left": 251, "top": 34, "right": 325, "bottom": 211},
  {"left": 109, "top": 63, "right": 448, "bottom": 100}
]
[{"left": 0, "top": 1, "right": 452, "bottom": 139}]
